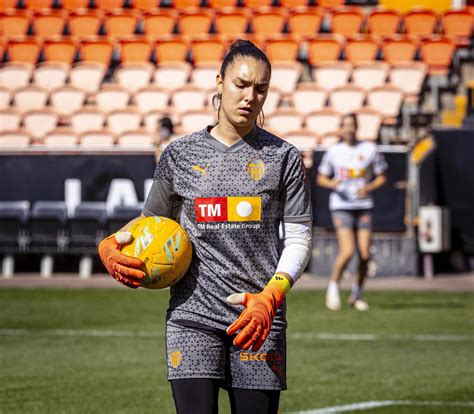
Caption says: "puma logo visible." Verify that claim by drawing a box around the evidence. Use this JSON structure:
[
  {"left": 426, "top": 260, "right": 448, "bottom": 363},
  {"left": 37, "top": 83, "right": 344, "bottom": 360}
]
[{"left": 193, "top": 165, "right": 207, "bottom": 176}]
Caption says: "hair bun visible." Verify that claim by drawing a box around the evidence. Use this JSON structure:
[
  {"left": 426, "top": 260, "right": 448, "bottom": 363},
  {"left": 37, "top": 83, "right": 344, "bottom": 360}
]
[{"left": 229, "top": 39, "right": 255, "bottom": 51}]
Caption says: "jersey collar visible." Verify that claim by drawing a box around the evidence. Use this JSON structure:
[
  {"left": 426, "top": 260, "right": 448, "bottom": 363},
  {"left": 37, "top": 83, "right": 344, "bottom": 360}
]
[{"left": 203, "top": 124, "right": 258, "bottom": 153}]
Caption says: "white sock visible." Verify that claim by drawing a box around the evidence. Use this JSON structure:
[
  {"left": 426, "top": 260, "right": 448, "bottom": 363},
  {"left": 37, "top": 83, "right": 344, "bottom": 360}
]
[
  {"left": 351, "top": 283, "right": 362, "bottom": 300},
  {"left": 328, "top": 281, "right": 340, "bottom": 296}
]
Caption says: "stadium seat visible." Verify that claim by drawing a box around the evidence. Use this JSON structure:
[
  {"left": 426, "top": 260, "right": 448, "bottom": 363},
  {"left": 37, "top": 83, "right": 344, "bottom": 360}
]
[
  {"left": 284, "top": 129, "right": 318, "bottom": 149},
  {"left": 70, "top": 109, "right": 106, "bottom": 133},
  {"left": 1, "top": 11, "right": 30, "bottom": 38},
  {"left": 265, "top": 36, "right": 300, "bottom": 63},
  {"left": 50, "top": 86, "right": 86, "bottom": 117},
  {"left": 318, "top": 0, "right": 344, "bottom": 8},
  {"left": 381, "top": 36, "right": 417, "bottom": 65},
  {"left": 69, "top": 62, "right": 105, "bottom": 94},
  {"left": 172, "top": 86, "right": 207, "bottom": 113},
  {"left": 180, "top": 109, "right": 216, "bottom": 134},
  {"left": 0, "top": 0, "right": 19, "bottom": 10},
  {"left": 367, "top": 9, "right": 401, "bottom": 38},
  {"left": 329, "top": 85, "right": 365, "bottom": 115},
  {"left": 33, "top": 63, "right": 69, "bottom": 91},
  {"left": 419, "top": 37, "right": 455, "bottom": 75},
  {"left": 23, "top": 0, "right": 55, "bottom": 10},
  {"left": 178, "top": 10, "right": 213, "bottom": 37},
  {"left": 0, "top": 88, "right": 12, "bottom": 109},
  {"left": 287, "top": 7, "right": 323, "bottom": 39},
  {"left": 144, "top": 109, "right": 179, "bottom": 133},
  {"left": 43, "top": 39, "right": 76, "bottom": 64},
  {"left": 153, "top": 62, "right": 191, "bottom": 90},
  {"left": 190, "top": 63, "right": 219, "bottom": 91},
  {"left": 23, "top": 109, "right": 59, "bottom": 139},
  {"left": 79, "top": 130, "right": 115, "bottom": 148},
  {"left": 13, "top": 85, "right": 49, "bottom": 113},
  {"left": 95, "top": 0, "right": 125, "bottom": 11},
  {"left": 270, "top": 61, "right": 303, "bottom": 95},
  {"left": 7, "top": 40, "right": 40, "bottom": 65},
  {"left": 312, "top": 61, "right": 352, "bottom": 90},
  {"left": 32, "top": 11, "right": 66, "bottom": 38},
  {"left": 170, "top": 0, "right": 201, "bottom": 7},
  {"left": 208, "top": 0, "right": 238, "bottom": 7},
  {"left": 0, "top": 200, "right": 30, "bottom": 255},
  {"left": 252, "top": 8, "right": 287, "bottom": 37},
  {"left": 142, "top": 10, "right": 178, "bottom": 38},
  {"left": 351, "top": 62, "right": 389, "bottom": 91},
  {"left": 403, "top": 9, "right": 438, "bottom": 39},
  {"left": 389, "top": 62, "right": 427, "bottom": 101},
  {"left": 0, "top": 109, "right": 22, "bottom": 133},
  {"left": 0, "top": 130, "right": 31, "bottom": 148},
  {"left": 355, "top": 107, "right": 382, "bottom": 141},
  {"left": 307, "top": 36, "right": 342, "bottom": 66},
  {"left": 266, "top": 109, "right": 304, "bottom": 135},
  {"left": 262, "top": 87, "right": 282, "bottom": 116},
  {"left": 319, "top": 131, "right": 340, "bottom": 146},
  {"left": 104, "top": 11, "right": 139, "bottom": 39},
  {"left": 291, "top": 83, "right": 327, "bottom": 115},
  {"left": 330, "top": 7, "right": 364, "bottom": 37},
  {"left": 154, "top": 37, "right": 189, "bottom": 64},
  {"left": 441, "top": 9, "right": 473, "bottom": 47},
  {"left": 214, "top": 9, "right": 250, "bottom": 38},
  {"left": 366, "top": 85, "right": 404, "bottom": 124},
  {"left": 242, "top": 0, "right": 273, "bottom": 8},
  {"left": 116, "top": 63, "right": 154, "bottom": 92},
  {"left": 107, "top": 109, "right": 142, "bottom": 135},
  {"left": 191, "top": 38, "right": 225, "bottom": 65},
  {"left": 95, "top": 84, "right": 131, "bottom": 112},
  {"left": 134, "top": 87, "right": 170, "bottom": 113},
  {"left": 68, "top": 11, "right": 103, "bottom": 39},
  {"left": 305, "top": 108, "right": 341, "bottom": 136},
  {"left": 132, "top": 0, "right": 160, "bottom": 11},
  {"left": 43, "top": 128, "right": 78, "bottom": 147},
  {"left": 61, "top": 0, "right": 91, "bottom": 11},
  {"left": 106, "top": 204, "right": 143, "bottom": 234},
  {"left": 344, "top": 37, "right": 379, "bottom": 64},
  {"left": 79, "top": 39, "right": 114, "bottom": 66},
  {"left": 117, "top": 129, "right": 154, "bottom": 148}
]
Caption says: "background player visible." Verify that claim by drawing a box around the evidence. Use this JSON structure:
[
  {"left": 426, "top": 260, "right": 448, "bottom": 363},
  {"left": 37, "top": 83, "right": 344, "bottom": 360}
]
[
  {"left": 317, "top": 114, "right": 387, "bottom": 311},
  {"left": 98, "top": 40, "right": 312, "bottom": 414}
]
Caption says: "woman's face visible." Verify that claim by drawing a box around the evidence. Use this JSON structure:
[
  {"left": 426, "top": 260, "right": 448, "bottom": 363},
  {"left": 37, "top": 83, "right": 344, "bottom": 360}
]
[
  {"left": 340, "top": 115, "right": 357, "bottom": 142},
  {"left": 216, "top": 56, "right": 270, "bottom": 131}
]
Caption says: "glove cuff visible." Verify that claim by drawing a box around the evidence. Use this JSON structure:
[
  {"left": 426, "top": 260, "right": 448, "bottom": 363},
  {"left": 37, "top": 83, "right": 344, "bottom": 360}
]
[
  {"left": 267, "top": 273, "right": 291, "bottom": 295},
  {"left": 261, "top": 273, "right": 291, "bottom": 314}
]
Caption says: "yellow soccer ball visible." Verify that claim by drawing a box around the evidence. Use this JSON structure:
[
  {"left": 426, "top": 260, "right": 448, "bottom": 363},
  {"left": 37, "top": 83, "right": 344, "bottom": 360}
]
[{"left": 120, "top": 216, "right": 192, "bottom": 289}]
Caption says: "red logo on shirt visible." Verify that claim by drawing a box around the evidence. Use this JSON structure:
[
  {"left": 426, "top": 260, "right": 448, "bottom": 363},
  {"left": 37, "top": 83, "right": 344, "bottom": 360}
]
[{"left": 195, "top": 197, "right": 228, "bottom": 222}]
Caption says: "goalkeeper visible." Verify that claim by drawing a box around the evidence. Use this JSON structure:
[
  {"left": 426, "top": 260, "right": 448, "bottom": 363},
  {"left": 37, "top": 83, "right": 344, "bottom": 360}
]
[{"left": 98, "top": 40, "right": 312, "bottom": 414}]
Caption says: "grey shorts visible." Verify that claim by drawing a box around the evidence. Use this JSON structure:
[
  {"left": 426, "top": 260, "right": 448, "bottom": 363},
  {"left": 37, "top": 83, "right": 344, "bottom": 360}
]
[
  {"left": 166, "top": 319, "right": 287, "bottom": 390},
  {"left": 331, "top": 209, "right": 373, "bottom": 230}
]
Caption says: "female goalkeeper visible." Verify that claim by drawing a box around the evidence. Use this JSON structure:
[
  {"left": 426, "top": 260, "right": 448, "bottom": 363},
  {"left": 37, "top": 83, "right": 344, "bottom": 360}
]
[{"left": 98, "top": 40, "right": 312, "bottom": 414}]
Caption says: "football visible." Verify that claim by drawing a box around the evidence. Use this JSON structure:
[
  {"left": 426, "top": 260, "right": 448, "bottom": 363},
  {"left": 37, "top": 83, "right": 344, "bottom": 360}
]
[{"left": 120, "top": 216, "right": 192, "bottom": 289}]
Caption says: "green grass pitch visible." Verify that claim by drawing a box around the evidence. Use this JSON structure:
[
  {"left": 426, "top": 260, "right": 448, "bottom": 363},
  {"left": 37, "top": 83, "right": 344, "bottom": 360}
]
[{"left": 0, "top": 288, "right": 473, "bottom": 414}]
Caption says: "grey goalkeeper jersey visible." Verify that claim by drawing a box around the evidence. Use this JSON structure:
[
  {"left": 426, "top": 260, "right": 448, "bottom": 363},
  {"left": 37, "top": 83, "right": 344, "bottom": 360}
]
[{"left": 143, "top": 126, "right": 312, "bottom": 332}]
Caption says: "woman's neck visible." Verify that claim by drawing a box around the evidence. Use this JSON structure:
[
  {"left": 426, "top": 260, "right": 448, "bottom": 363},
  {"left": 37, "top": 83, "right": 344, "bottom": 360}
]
[{"left": 211, "top": 119, "right": 254, "bottom": 147}]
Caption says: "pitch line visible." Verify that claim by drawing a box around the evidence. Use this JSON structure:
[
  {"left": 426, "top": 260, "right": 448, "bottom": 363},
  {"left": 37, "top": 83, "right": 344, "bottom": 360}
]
[
  {"left": 288, "top": 400, "right": 474, "bottom": 413},
  {"left": 0, "top": 329, "right": 473, "bottom": 342}
]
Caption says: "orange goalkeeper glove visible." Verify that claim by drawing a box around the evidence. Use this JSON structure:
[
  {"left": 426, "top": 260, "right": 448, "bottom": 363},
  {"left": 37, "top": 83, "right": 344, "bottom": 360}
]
[
  {"left": 226, "top": 274, "right": 291, "bottom": 351},
  {"left": 98, "top": 232, "right": 145, "bottom": 289}
]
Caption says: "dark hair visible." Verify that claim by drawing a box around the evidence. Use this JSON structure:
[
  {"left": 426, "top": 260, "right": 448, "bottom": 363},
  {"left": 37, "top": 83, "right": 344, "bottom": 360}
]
[
  {"left": 159, "top": 116, "right": 174, "bottom": 134},
  {"left": 341, "top": 113, "right": 358, "bottom": 130}
]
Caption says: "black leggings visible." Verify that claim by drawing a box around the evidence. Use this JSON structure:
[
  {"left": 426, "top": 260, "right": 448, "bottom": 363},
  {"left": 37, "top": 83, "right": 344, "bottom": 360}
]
[{"left": 171, "top": 378, "right": 281, "bottom": 414}]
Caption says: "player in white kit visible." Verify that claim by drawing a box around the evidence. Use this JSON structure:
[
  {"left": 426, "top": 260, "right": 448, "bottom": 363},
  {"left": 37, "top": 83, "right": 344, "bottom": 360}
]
[{"left": 317, "top": 114, "right": 387, "bottom": 311}]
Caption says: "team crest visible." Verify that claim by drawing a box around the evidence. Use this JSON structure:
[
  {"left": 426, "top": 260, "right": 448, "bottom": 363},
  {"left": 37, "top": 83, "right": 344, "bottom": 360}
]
[
  {"left": 246, "top": 160, "right": 265, "bottom": 182},
  {"left": 170, "top": 350, "right": 182, "bottom": 368}
]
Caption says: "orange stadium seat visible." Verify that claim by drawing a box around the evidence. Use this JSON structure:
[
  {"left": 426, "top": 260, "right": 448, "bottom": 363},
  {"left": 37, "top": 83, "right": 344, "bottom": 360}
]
[
  {"left": 266, "top": 109, "right": 304, "bottom": 135},
  {"left": 243, "top": 0, "right": 273, "bottom": 8},
  {"left": 351, "top": 62, "right": 389, "bottom": 91},
  {"left": 117, "top": 129, "right": 153, "bottom": 148},
  {"left": 43, "top": 39, "right": 76, "bottom": 64},
  {"left": 69, "top": 62, "right": 106, "bottom": 93},
  {"left": 13, "top": 85, "right": 49, "bottom": 113},
  {"left": 403, "top": 9, "right": 438, "bottom": 39},
  {"left": 280, "top": 0, "right": 309, "bottom": 7},
  {"left": 441, "top": 9, "right": 473, "bottom": 47},
  {"left": 329, "top": 85, "right": 365, "bottom": 115},
  {"left": 178, "top": 10, "right": 213, "bottom": 37},
  {"left": 389, "top": 62, "right": 427, "bottom": 102},
  {"left": 355, "top": 107, "right": 382, "bottom": 142},
  {"left": 80, "top": 39, "right": 114, "bottom": 65},
  {"left": 191, "top": 38, "right": 226, "bottom": 65},
  {"left": 50, "top": 86, "right": 87, "bottom": 116},
  {"left": 318, "top": 0, "right": 344, "bottom": 9},
  {"left": 94, "top": 84, "right": 131, "bottom": 112},
  {"left": 95, "top": 0, "right": 125, "bottom": 11},
  {"left": 287, "top": 8, "right": 323, "bottom": 39},
  {"left": 367, "top": 9, "right": 401, "bottom": 38},
  {"left": 132, "top": 0, "right": 160, "bottom": 11},
  {"left": 0, "top": 109, "right": 22, "bottom": 132},
  {"left": 0, "top": 88, "right": 12, "bottom": 109},
  {"left": 7, "top": 40, "right": 40, "bottom": 64},
  {"left": 270, "top": 61, "right": 303, "bottom": 94},
  {"left": 214, "top": 9, "right": 249, "bottom": 38},
  {"left": 104, "top": 11, "right": 138, "bottom": 38},
  {"left": 61, "top": 0, "right": 91, "bottom": 11},
  {"left": 68, "top": 11, "right": 103, "bottom": 39},
  {"left": 143, "top": 10, "right": 177, "bottom": 38},
  {"left": 308, "top": 36, "right": 342, "bottom": 66},
  {"left": 32, "top": 11, "right": 66, "bottom": 38},
  {"left": 43, "top": 129, "right": 78, "bottom": 148},
  {"left": 180, "top": 109, "right": 216, "bottom": 134},
  {"left": 70, "top": 109, "right": 106, "bottom": 133},
  {"left": 107, "top": 109, "right": 142, "bottom": 135},
  {"left": 262, "top": 87, "right": 282, "bottom": 116},
  {"left": 312, "top": 61, "right": 352, "bottom": 90},
  {"left": 0, "top": 0, "right": 19, "bottom": 10},
  {"left": 419, "top": 37, "right": 455, "bottom": 75},
  {"left": 190, "top": 63, "right": 220, "bottom": 90},
  {"left": 291, "top": 83, "right": 327, "bottom": 115},
  {"left": 0, "top": 63, "right": 32, "bottom": 91},
  {"left": 366, "top": 85, "right": 403, "bottom": 124},
  {"left": 154, "top": 38, "right": 188, "bottom": 64},
  {"left": 23, "top": 109, "right": 59, "bottom": 139},
  {"left": 23, "top": 0, "right": 55, "bottom": 10},
  {"left": 116, "top": 62, "right": 154, "bottom": 92},
  {"left": 265, "top": 36, "right": 300, "bottom": 62},
  {"left": 208, "top": 0, "right": 238, "bottom": 7},
  {"left": 79, "top": 130, "right": 115, "bottom": 148},
  {"left": 381, "top": 36, "right": 417, "bottom": 65},
  {"left": 153, "top": 62, "right": 191, "bottom": 90},
  {"left": 344, "top": 37, "right": 379, "bottom": 64},
  {"left": 172, "top": 86, "right": 207, "bottom": 113},
  {"left": 1, "top": 11, "right": 30, "bottom": 38},
  {"left": 330, "top": 8, "right": 364, "bottom": 37},
  {"left": 170, "top": 0, "right": 201, "bottom": 7},
  {"left": 0, "top": 130, "right": 32, "bottom": 149},
  {"left": 252, "top": 8, "right": 287, "bottom": 37},
  {"left": 134, "top": 86, "right": 170, "bottom": 113},
  {"left": 119, "top": 38, "right": 152, "bottom": 63}
]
